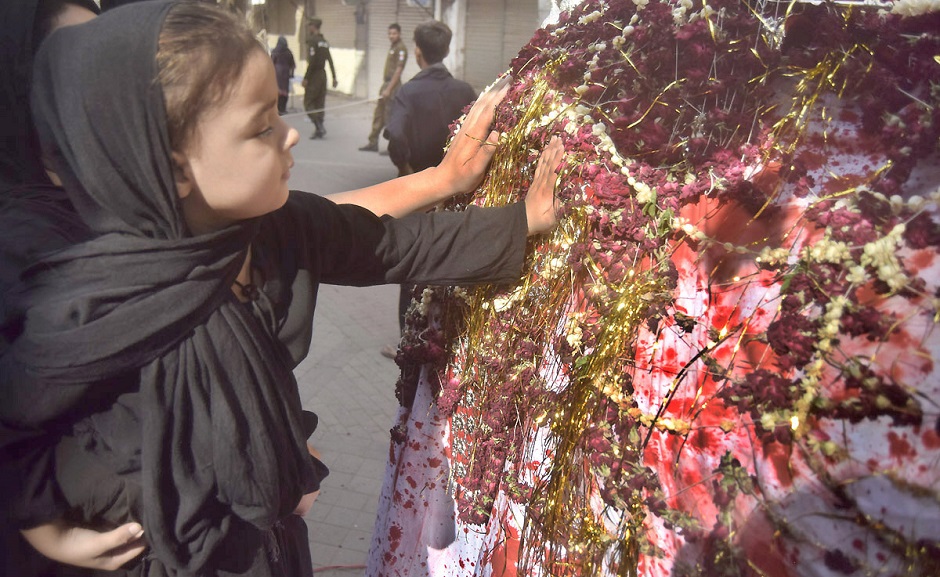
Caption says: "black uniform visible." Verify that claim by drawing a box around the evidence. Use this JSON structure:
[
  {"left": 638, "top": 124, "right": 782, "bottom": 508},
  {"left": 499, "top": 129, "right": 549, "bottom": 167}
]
[{"left": 303, "top": 31, "right": 336, "bottom": 137}]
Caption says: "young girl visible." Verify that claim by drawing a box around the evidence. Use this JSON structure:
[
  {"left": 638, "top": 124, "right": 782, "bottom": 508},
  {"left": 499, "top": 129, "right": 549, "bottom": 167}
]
[{"left": 0, "top": 1, "right": 563, "bottom": 576}]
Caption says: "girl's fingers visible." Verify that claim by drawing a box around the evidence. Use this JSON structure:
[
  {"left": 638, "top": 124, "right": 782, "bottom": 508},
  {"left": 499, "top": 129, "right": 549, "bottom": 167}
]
[
  {"left": 90, "top": 523, "right": 146, "bottom": 570},
  {"left": 485, "top": 129, "right": 500, "bottom": 147},
  {"left": 460, "top": 76, "right": 511, "bottom": 142},
  {"left": 535, "top": 137, "right": 564, "bottom": 181},
  {"left": 99, "top": 539, "right": 147, "bottom": 571}
]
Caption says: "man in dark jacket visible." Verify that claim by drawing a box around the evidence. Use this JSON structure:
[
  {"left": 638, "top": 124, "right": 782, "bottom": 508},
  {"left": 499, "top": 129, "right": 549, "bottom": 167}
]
[
  {"left": 385, "top": 21, "right": 476, "bottom": 176},
  {"left": 381, "top": 20, "right": 478, "bottom": 357}
]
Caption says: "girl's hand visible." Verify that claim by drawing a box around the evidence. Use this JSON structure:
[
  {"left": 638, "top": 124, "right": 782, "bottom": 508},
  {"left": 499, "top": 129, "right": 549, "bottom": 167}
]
[
  {"left": 525, "top": 136, "right": 565, "bottom": 235},
  {"left": 294, "top": 442, "right": 322, "bottom": 516},
  {"left": 294, "top": 490, "right": 320, "bottom": 516},
  {"left": 329, "top": 76, "right": 511, "bottom": 217},
  {"left": 433, "top": 76, "right": 512, "bottom": 197},
  {"left": 21, "top": 519, "right": 147, "bottom": 571}
]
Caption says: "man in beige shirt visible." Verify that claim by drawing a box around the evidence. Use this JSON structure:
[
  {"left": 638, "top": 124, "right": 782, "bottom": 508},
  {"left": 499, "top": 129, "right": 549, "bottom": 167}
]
[{"left": 359, "top": 23, "right": 407, "bottom": 152}]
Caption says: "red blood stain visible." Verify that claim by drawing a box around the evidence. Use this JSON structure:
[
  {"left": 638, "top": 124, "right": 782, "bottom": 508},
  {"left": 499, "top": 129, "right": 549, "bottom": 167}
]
[
  {"left": 690, "top": 427, "right": 716, "bottom": 451},
  {"left": 406, "top": 476, "right": 417, "bottom": 489},
  {"left": 765, "top": 441, "right": 793, "bottom": 488},
  {"left": 795, "top": 148, "right": 827, "bottom": 171},
  {"left": 922, "top": 428, "right": 940, "bottom": 449},
  {"left": 908, "top": 248, "right": 934, "bottom": 274},
  {"left": 388, "top": 523, "right": 402, "bottom": 553},
  {"left": 888, "top": 431, "right": 916, "bottom": 461},
  {"left": 428, "top": 457, "right": 442, "bottom": 468}
]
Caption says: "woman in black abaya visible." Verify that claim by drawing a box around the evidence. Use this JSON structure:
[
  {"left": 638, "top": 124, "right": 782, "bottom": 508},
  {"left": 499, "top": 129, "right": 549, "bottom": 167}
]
[{"left": 0, "top": 1, "right": 155, "bottom": 574}]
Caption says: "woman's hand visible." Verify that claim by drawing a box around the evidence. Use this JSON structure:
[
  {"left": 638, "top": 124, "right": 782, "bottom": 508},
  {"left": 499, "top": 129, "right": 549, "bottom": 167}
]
[
  {"left": 432, "top": 76, "right": 512, "bottom": 197},
  {"left": 21, "top": 519, "right": 147, "bottom": 571},
  {"left": 525, "top": 136, "right": 565, "bottom": 235}
]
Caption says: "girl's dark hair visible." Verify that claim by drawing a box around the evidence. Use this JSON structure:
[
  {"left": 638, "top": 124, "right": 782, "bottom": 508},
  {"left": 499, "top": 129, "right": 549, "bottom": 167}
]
[{"left": 156, "top": 2, "right": 263, "bottom": 152}]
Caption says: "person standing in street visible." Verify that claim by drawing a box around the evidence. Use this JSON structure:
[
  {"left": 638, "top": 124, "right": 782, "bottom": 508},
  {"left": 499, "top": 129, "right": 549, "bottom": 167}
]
[
  {"left": 302, "top": 18, "right": 337, "bottom": 139},
  {"left": 381, "top": 20, "right": 478, "bottom": 357},
  {"left": 271, "top": 36, "right": 295, "bottom": 115},
  {"left": 359, "top": 23, "right": 406, "bottom": 152},
  {"left": 385, "top": 21, "right": 476, "bottom": 177}
]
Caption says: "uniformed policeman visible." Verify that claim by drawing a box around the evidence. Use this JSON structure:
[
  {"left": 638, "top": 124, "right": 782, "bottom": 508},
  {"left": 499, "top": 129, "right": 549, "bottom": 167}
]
[
  {"left": 359, "top": 23, "right": 407, "bottom": 152},
  {"left": 302, "top": 17, "right": 337, "bottom": 139}
]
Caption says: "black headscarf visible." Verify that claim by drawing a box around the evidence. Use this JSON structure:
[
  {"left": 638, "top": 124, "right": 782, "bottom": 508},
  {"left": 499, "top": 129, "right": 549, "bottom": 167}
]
[
  {"left": 0, "top": 0, "right": 96, "bottom": 349},
  {"left": 1, "top": 0, "right": 315, "bottom": 572},
  {"left": 0, "top": 0, "right": 98, "bottom": 187}
]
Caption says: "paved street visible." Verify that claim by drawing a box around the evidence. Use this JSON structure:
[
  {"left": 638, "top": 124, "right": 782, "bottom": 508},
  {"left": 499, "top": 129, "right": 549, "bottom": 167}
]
[{"left": 283, "top": 93, "right": 402, "bottom": 575}]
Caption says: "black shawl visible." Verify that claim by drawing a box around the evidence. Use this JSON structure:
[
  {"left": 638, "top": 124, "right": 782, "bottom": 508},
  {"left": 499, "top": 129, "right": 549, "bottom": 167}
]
[
  {"left": 1, "top": 1, "right": 315, "bottom": 572},
  {"left": 1, "top": 0, "right": 97, "bottom": 345},
  {"left": 0, "top": 0, "right": 97, "bottom": 187}
]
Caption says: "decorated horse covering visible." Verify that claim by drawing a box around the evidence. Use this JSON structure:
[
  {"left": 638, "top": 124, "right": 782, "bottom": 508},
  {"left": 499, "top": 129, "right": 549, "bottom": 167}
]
[{"left": 370, "top": 1, "right": 940, "bottom": 575}]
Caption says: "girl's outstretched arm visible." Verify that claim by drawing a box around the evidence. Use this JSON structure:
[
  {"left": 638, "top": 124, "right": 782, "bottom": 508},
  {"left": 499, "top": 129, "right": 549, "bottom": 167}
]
[{"left": 328, "top": 76, "right": 511, "bottom": 218}]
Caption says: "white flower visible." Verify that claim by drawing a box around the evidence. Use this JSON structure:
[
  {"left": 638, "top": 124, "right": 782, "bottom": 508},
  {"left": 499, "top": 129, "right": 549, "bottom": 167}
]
[
  {"left": 803, "top": 236, "right": 851, "bottom": 264},
  {"left": 860, "top": 223, "right": 909, "bottom": 291},
  {"left": 452, "top": 287, "right": 470, "bottom": 304},
  {"left": 846, "top": 265, "right": 868, "bottom": 284},
  {"left": 890, "top": 194, "right": 906, "bottom": 214},
  {"left": 760, "top": 412, "right": 778, "bottom": 432},
  {"left": 566, "top": 327, "right": 583, "bottom": 349},
  {"left": 634, "top": 181, "right": 655, "bottom": 204},
  {"left": 892, "top": 0, "right": 940, "bottom": 17},
  {"left": 579, "top": 10, "right": 603, "bottom": 24},
  {"left": 757, "top": 246, "right": 791, "bottom": 266},
  {"left": 697, "top": 4, "right": 716, "bottom": 21},
  {"left": 673, "top": 6, "right": 688, "bottom": 25}
]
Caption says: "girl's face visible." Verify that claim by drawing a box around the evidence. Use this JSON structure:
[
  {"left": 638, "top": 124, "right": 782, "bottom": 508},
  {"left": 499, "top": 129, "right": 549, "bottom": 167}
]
[{"left": 175, "top": 49, "right": 299, "bottom": 235}]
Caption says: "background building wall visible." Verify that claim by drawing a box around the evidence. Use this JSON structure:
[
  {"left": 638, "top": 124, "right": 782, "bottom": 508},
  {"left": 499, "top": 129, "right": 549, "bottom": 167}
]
[{"left": 251, "top": 0, "right": 550, "bottom": 99}]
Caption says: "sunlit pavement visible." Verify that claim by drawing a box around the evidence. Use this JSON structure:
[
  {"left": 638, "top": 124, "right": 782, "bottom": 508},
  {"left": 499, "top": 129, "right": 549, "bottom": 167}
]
[{"left": 286, "top": 92, "right": 401, "bottom": 574}]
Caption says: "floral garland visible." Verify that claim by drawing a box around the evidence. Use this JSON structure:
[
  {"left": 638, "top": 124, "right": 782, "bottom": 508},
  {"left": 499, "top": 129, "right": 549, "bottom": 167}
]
[{"left": 393, "top": 0, "right": 940, "bottom": 574}]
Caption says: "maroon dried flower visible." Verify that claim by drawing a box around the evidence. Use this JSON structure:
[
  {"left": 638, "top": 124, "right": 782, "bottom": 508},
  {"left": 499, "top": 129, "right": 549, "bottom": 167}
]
[
  {"left": 904, "top": 212, "right": 940, "bottom": 250},
  {"left": 767, "top": 313, "right": 818, "bottom": 370}
]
